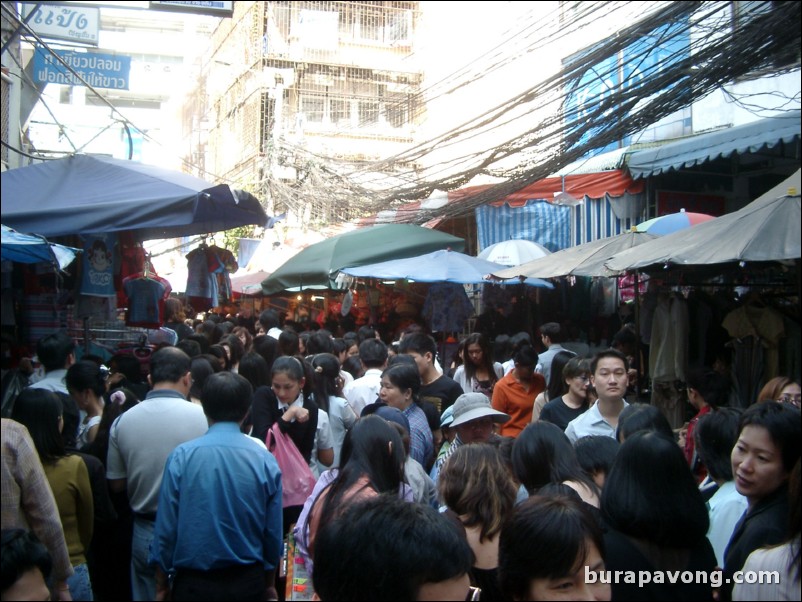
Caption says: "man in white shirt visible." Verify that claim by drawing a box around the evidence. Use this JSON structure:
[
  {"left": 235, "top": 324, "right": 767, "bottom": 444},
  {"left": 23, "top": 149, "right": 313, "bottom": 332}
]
[
  {"left": 107, "top": 347, "right": 208, "bottom": 601},
  {"left": 27, "top": 331, "right": 75, "bottom": 396},
  {"left": 259, "top": 309, "right": 283, "bottom": 340},
  {"left": 565, "top": 349, "right": 629, "bottom": 444},
  {"left": 343, "top": 339, "right": 388, "bottom": 415},
  {"left": 535, "top": 322, "right": 575, "bottom": 388},
  {"left": 27, "top": 331, "right": 82, "bottom": 443}
]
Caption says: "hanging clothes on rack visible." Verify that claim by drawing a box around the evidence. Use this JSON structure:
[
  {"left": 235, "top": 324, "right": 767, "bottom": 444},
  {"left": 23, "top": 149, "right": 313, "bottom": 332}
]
[
  {"left": 80, "top": 233, "right": 117, "bottom": 298},
  {"left": 185, "top": 242, "right": 214, "bottom": 311},
  {"left": 422, "top": 283, "right": 474, "bottom": 334},
  {"left": 122, "top": 267, "right": 172, "bottom": 329},
  {"left": 207, "top": 244, "right": 239, "bottom": 307},
  {"left": 185, "top": 242, "right": 239, "bottom": 310},
  {"left": 115, "top": 232, "right": 150, "bottom": 309},
  {"left": 722, "top": 296, "right": 786, "bottom": 407},
  {"left": 649, "top": 291, "right": 689, "bottom": 429}
]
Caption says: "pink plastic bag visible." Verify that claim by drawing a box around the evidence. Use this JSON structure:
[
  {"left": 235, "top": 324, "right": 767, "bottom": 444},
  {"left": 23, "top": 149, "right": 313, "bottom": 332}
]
[{"left": 266, "top": 422, "right": 317, "bottom": 508}]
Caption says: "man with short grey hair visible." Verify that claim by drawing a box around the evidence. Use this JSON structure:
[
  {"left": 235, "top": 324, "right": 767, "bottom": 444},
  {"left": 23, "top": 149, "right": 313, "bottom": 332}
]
[{"left": 107, "top": 346, "right": 208, "bottom": 601}]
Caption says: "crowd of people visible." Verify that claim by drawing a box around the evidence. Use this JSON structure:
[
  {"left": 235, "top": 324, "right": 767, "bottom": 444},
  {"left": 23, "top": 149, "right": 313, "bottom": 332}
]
[{"left": 1, "top": 308, "right": 800, "bottom": 601}]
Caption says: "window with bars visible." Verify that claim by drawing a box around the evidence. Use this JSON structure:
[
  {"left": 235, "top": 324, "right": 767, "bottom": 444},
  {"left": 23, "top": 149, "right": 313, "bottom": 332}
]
[
  {"left": 384, "top": 93, "right": 410, "bottom": 128},
  {"left": 358, "top": 99, "right": 380, "bottom": 125},
  {"left": 336, "top": 2, "right": 413, "bottom": 46},
  {"left": 301, "top": 96, "right": 325, "bottom": 123},
  {"left": 330, "top": 98, "right": 350, "bottom": 125}
]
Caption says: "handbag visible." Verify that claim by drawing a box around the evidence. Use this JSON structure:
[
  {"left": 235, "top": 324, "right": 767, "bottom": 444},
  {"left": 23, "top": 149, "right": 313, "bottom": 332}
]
[{"left": 266, "top": 422, "right": 317, "bottom": 508}]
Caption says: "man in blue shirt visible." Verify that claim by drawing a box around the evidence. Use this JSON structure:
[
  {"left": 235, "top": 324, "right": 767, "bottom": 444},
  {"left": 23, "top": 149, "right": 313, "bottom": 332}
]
[{"left": 149, "top": 372, "right": 283, "bottom": 601}]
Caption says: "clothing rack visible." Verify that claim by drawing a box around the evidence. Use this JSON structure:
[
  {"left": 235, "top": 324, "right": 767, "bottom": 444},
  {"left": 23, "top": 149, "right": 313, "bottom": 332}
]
[{"left": 67, "top": 316, "right": 148, "bottom": 352}]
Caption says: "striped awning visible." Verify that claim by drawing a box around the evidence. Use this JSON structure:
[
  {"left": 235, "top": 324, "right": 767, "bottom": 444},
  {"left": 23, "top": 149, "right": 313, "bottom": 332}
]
[{"left": 450, "top": 168, "right": 643, "bottom": 208}]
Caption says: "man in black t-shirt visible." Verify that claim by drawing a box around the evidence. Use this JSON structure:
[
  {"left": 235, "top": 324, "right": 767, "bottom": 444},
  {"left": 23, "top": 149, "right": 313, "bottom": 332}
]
[{"left": 398, "top": 334, "right": 464, "bottom": 452}]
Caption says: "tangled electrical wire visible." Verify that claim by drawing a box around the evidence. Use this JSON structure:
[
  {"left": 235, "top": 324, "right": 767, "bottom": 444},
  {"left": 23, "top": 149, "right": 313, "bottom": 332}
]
[{"left": 265, "top": 0, "right": 800, "bottom": 226}]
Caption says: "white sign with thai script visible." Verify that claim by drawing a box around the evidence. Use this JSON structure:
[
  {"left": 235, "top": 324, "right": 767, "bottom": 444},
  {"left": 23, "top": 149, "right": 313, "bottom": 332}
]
[{"left": 21, "top": 3, "right": 99, "bottom": 46}]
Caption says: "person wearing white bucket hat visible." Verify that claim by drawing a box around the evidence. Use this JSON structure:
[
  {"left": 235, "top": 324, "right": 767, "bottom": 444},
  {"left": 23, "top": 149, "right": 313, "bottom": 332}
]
[{"left": 430, "top": 393, "right": 510, "bottom": 483}]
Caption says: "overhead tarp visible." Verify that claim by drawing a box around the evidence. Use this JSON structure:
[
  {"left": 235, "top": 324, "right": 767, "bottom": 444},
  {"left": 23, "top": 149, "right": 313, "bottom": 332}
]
[
  {"left": 352, "top": 150, "right": 642, "bottom": 229},
  {"left": 605, "top": 169, "right": 801, "bottom": 273},
  {"left": 353, "top": 192, "right": 451, "bottom": 228},
  {"left": 627, "top": 110, "right": 801, "bottom": 179},
  {"left": 0, "top": 154, "right": 269, "bottom": 240},
  {"left": 554, "top": 146, "right": 633, "bottom": 176},
  {"left": 1, "top": 224, "right": 80, "bottom": 269},
  {"left": 491, "top": 230, "right": 658, "bottom": 280},
  {"left": 341, "top": 249, "right": 552, "bottom": 288}
]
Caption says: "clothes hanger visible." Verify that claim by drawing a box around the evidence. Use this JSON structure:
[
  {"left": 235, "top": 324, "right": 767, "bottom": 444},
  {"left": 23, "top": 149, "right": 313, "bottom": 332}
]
[
  {"left": 133, "top": 334, "right": 152, "bottom": 358},
  {"left": 140, "top": 256, "right": 152, "bottom": 281}
]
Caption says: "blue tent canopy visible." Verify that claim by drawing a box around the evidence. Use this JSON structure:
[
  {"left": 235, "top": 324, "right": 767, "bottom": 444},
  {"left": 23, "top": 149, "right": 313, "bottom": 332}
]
[
  {"left": 1, "top": 154, "right": 269, "bottom": 241},
  {"left": 1, "top": 225, "right": 80, "bottom": 269}
]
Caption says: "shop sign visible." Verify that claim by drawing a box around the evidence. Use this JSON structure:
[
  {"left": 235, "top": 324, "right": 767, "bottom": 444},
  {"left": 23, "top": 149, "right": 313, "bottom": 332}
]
[
  {"left": 21, "top": 3, "right": 99, "bottom": 46},
  {"left": 33, "top": 46, "right": 131, "bottom": 91}
]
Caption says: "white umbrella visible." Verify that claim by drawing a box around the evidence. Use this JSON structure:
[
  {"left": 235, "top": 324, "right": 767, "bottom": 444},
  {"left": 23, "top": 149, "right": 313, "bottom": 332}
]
[{"left": 477, "top": 239, "right": 552, "bottom": 266}]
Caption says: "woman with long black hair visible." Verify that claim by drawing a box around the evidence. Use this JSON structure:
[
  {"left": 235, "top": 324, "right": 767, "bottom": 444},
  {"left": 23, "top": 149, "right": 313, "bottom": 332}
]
[
  {"left": 293, "top": 415, "right": 407, "bottom": 578},
  {"left": 453, "top": 332, "right": 504, "bottom": 397},
  {"left": 309, "top": 353, "right": 358, "bottom": 470},
  {"left": 512, "top": 421, "right": 600, "bottom": 508},
  {"left": 602, "top": 430, "right": 716, "bottom": 601}
]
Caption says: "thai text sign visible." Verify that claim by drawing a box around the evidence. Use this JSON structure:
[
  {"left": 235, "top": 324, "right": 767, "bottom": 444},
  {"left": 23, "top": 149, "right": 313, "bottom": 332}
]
[
  {"left": 21, "top": 3, "right": 99, "bottom": 46},
  {"left": 33, "top": 46, "right": 131, "bottom": 90}
]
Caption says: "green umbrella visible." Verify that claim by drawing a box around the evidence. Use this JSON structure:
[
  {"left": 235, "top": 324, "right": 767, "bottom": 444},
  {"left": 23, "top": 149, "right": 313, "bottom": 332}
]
[{"left": 260, "top": 224, "right": 465, "bottom": 295}]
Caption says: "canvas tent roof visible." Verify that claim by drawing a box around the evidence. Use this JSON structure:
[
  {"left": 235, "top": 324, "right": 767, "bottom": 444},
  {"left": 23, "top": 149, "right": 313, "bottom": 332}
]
[{"left": 0, "top": 154, "right": 269, "bottom": 240}]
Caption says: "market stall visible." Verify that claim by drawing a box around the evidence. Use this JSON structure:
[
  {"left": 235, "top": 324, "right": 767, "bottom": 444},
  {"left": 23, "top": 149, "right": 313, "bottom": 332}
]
[
  {"left": 0, "top": 154, "right": 270, "bottom": 354},
  {"left": 604, "top": 170, "right": 801, "bottom": 410}
]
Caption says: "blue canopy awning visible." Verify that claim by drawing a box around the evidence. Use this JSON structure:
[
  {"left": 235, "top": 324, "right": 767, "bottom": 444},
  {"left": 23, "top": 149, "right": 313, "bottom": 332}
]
[
  {"left": 627, "top": 110, "right": 800, "bottom": 179},
  {"left": 1, "top": 225, "right": 80, "bottom": 269},
  {"left": 1, "top": 154, "right": 269, "bottom": 240}
]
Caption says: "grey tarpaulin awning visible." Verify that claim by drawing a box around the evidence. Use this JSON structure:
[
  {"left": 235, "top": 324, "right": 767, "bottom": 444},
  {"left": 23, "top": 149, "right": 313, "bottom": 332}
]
[
  {"left": 627, "top": 110, "right": 800, "bottom": 179},
  {"left": 605, "top": 169, "right": 801, "bottom": 273}
]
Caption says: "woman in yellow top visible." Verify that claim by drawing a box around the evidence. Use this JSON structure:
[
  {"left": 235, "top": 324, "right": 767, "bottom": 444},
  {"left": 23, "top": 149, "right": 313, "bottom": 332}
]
[{"left": 13, "top": 388, "right": 95, "bottom": 601}]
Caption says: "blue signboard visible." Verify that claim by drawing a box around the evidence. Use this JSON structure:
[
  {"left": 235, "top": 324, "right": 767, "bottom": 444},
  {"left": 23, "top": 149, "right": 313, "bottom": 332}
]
[
  {"left": 564, "top": 20, "right": 690, "bottom": 157},
  {"left": 32, "top": 46, "right": 131, "bottom": 90}
]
